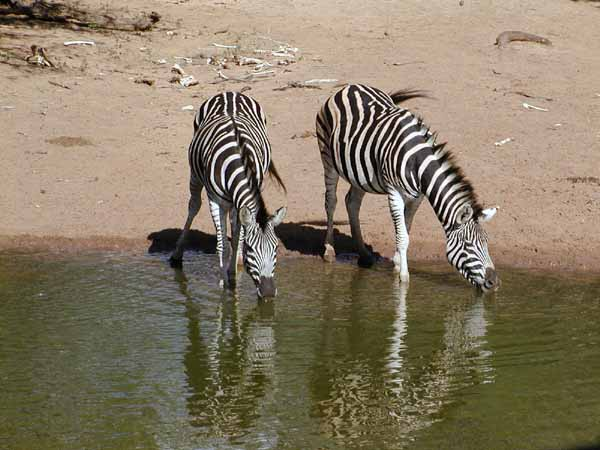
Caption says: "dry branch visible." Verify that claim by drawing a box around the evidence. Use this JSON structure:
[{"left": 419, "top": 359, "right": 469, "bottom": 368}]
[
  {"left": 0, "top": 0, "right": 160, "bottom": 31},
  {"left": 495, "top": 31, "right": 552, "bottom": 48}
]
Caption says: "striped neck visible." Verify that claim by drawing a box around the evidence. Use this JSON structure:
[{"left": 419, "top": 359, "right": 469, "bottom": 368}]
[
  {"left": 235, "top": 191, "right": 269, "bottom": 228},
  {"left": 418, "top": 143, "right": 482, "bottom": 234}
]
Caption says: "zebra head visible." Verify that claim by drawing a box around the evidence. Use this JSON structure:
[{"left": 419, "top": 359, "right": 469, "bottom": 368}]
[
  {"left": 446, "top": 204, "right": 500, "bottom": 292},
  {"left": 239, "top": 206, "right": 287, "bottom": 298}
]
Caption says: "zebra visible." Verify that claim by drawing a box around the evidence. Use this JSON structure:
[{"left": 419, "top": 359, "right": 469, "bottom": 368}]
[
  {"left": 170, "top": 92, "right": 287, "bottom": 298},
  {"left": 316, "top": 84, "right": 499, "bottom": 292}
]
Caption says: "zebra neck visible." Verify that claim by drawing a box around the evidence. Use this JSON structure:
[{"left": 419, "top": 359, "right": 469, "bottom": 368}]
[
  {"left": 418, "top": 151, "right": 479, "bottom": 235},
  {"left": 235, "top": 192, "right": 269, "bottom": 227}
]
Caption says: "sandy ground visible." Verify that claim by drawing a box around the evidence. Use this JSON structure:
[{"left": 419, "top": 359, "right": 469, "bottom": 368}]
[{"left": 1, "top": 0, "right": 599, "bottom": 273}]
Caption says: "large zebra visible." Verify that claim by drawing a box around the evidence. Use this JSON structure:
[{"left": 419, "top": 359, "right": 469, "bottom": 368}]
[
  {"left": 316, "top": 84, "right": 499, "bottom": 292},
  {"left": 170, "top": 92, "right": 286, "bottom": 298}
]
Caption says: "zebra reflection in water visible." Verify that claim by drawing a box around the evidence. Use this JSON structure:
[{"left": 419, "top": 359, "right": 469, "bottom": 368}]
[
  {"left": 309, "top": 271, "right": 493, "bottom": 444},
  {"left": 175, "top": 271, "right": 276, "bottom": 441}
]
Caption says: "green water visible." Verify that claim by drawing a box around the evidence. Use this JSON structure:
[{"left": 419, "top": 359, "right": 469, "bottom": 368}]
[{"left": 0, "top": 252, "right": 599, "bottom": 450}]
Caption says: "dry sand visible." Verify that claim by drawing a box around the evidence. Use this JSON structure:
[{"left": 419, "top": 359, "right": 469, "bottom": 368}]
[{"left": 1, "top": 0, "right": 599, "bottom": 273}]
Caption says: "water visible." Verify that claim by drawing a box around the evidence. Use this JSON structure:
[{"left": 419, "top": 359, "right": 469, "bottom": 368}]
[{"left": 1, "top": 251, "right": 599, "bottom": 450}]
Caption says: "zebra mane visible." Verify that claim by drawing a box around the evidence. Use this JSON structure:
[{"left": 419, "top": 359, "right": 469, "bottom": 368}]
[
  {"left": 230, "top": 116, "right": 272, "bottom": 228},
  {"left": 393, "top": 98, "right": 484, "bottom": 221},
  {"left": 431, "top": 141, "right": 484, "bottom": 219}
]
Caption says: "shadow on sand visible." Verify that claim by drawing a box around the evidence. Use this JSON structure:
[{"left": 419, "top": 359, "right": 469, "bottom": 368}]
[{"left": 147, "top": 222, "right": 381, "bottom": 260}]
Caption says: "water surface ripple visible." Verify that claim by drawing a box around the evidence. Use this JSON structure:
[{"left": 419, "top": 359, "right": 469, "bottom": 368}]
[{"left": 1, "top": 252, "right": 599, "bottom": 449}]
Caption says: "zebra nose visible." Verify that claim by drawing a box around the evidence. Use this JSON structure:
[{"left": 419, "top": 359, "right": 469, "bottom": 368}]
[
  {"left": 258, "top": 276, "right": 277, "bottom": 298},
  {"left": 484, "top": 267, "right": 500, "bottom": 291}
]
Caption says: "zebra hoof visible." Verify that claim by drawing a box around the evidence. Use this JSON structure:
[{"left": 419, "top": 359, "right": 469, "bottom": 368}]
[
  {"left": 357, "top": 254, "right": 375, "bottom": 268},
  {"left": 169, "top": 257, "right": 183, "bottom": 269},
  {"left": 323, "top": 244, "right": 336, "bottom": 263}
]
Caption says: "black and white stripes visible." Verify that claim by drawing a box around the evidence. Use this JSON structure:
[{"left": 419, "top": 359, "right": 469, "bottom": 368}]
[
  {"left": 170, "top": 92, "right": 286, "bottom": 297},
  {"left": 316, "top": 84, "right": 499, "bottom": 291}
]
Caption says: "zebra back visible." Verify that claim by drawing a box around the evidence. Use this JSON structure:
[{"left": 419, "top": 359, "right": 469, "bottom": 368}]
[{"left": 317, "top": 84, "right": 483, "bottom": 230}]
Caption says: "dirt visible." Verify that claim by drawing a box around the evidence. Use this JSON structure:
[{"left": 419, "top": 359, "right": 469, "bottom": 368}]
[{"left": 1, "top": 0, "right": 599, "bottom": 273}]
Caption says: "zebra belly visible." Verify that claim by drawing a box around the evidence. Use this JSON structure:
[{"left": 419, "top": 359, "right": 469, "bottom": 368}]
[{"left": 329, "top": 140, "right": 387, "bottom": 195}]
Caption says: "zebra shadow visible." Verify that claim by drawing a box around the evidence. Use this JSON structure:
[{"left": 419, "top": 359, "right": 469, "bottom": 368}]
[
  {"left": 147, "top": 222, "right": 381, "bottom": 260},
  {"left": 275, "top": 222, "right": 381, "bottom": 259},
  {"left": 147, "top": 228, "right": 216, "bottom": 254}
]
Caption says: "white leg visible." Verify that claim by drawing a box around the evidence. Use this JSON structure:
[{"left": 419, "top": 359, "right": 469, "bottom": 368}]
[
  {"left": 227, "top": 209, "right": 243, "bottom": 286},
  {"left": 209, "top": 199, "right": 230, "bottom": 287},
  {"left": 388, "top": 190, "right": 410, "bottom": 282}
]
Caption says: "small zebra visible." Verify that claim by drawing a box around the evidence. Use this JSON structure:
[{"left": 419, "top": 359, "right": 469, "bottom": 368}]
[
  {"left": 316, "top": 84, "right": 499, "bottom": 291},
  {"left": 170, "top": 92, "right": 286, "bottom": 298}
]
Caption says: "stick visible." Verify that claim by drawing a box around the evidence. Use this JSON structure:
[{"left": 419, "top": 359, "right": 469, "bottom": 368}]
[
  {"left": 304, "top": 78, "right": 338, "bottom": 84},
  {"left": 64, "top": 40, "right": 95, "bottom": 46},
  {"left": 522, "top": 102, "right": 549, "bottom": 112},
  {"left": 495, "top": 31, "right": 552, "bottom": 48},
  {"left": 212, "top": 43, "right": 238, "bottom": 49},
  {"left": 273, "top": 81, "right": 322, "bottom": 91},
  {"left": 48, "top": 80, "right": 71, "bottom": 89}
]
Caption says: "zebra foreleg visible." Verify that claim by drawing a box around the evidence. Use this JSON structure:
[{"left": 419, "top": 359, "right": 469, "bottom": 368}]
[
  {"left": 227, "top": 209, "right": 244, "bottom": 287},
  {"left": 323, "top": 164, "right": 339, "bottom": 263},
  {"left": 209, "top": 199, "right": 231, "bottom": 288},
  {"left": 345, "top": 186, "right": 375, "bottom": 268},
  {"left": 388, "top": 190, "right": 410, "bottom": 282},
  {"left": 170, "top": 181, "right": 203, "bottom": 268}
]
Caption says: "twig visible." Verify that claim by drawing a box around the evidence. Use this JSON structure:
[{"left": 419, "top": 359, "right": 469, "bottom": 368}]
[
  {"left": 494, "top": 138, "right": 512, "bottom": 146},
  {"left": 522, "top": 102, "right": 548, "bottom": 112},
  {"left": 391, "top": 60, "right": 425, "bottom": 66},
  {"left": 252, "top": 69, "right": 275, "bottom": 77},
  {"left": 212, "top": 69, "right": 274, "bottom": 84},
  {"left": 212, "top": 43, "right": 238, "bottom": 49},
  {"left": 273, "top": 81, "right": 322, "bottom": 91},
  {"left": 304, "top": 78, "right": 338, "bottom": 84},
  {"left": 48, "top": 80, "right": 70, "bottom": 89},
  {"left": 64, "top": 40, "right": 96, "bottom": 46},
  {"left": 512, "top": 91, "right": 553, "bottom": 102},
  {"left": 495, "top": 31, "right": 552, "bottom": 48}
]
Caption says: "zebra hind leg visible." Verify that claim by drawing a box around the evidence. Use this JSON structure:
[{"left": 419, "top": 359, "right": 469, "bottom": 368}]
[
  {"left": 345, "top": 186, "right": 375, "bottom": 268},
  {"left": 170, "top": 181, "right": 203, "bottom": 268},
  {"left": 404, "top": 194, "right": 424, "bottom": 233},
  {"left": 322, "top": 160, "right": 339, "bottom": 263}
]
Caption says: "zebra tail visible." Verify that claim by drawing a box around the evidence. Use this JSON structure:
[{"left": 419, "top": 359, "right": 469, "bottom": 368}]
[
  {"left": 230, "top": 116, "right": 274, "bottom": 226},
  {"left": 267, "top": 160, "right": 287, "bottom": 194},
  {"left": 389, "top": 89, "right": 428, "bottom": 105}
]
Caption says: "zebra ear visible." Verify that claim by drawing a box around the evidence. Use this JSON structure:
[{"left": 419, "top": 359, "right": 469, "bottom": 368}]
[
  {"left": 239, "top": 206, "right": 255, "bottom": 227},
  {"left": 269, "top": 206, "right": 287, "bottom": 227},
  {"left": 456, "top": 204, "right": 474, "bottom": 225},
  {"left": 479, "top": 206, "right": 498, "bottom": 223}
]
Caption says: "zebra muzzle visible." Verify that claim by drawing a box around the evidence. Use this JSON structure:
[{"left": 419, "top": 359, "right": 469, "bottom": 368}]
[
  {"left": 483, "top": 267, "right": 500, "bottom": 291},
  {"left": 258, "top": 276, "right": 277, "bottom": 298}
]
